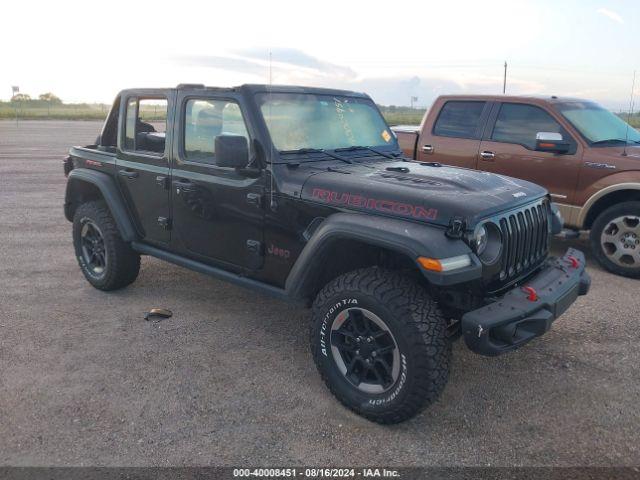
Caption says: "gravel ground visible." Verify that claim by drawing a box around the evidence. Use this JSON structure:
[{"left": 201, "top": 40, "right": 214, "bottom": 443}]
[{"left": 0, "top": 120, "right": 639, "bottom": 467}]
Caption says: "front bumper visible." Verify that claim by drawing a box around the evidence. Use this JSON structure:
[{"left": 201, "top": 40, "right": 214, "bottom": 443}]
[{"left": 461, "top": 248, "right": 590, "bottom": 356}]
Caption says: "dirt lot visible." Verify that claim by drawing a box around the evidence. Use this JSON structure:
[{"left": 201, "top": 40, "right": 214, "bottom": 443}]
[{"left": 0, "top": 120, "right": 639, "bottom": 467}]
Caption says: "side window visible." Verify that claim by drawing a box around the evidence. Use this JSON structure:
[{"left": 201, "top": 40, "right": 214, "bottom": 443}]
[
  {"left": 123, "top": 97, "right": 168, "bottom": 155},
  {"left": 491, "top": 103, "right": 566, "bottom": 150},
  {"left": 433, "top": 101, "right": 486, "bottom": 139},
  {"left": 184, "top": 98, "right": 249, "bottom": 164}
]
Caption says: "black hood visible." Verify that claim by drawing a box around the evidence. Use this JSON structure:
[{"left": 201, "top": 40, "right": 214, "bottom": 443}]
[{"left": 296, "top": 160, "right": 548, "bottom": 228}]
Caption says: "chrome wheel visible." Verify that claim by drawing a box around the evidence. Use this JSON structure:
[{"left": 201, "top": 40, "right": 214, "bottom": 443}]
[
  {"left": 330, "top": 308, "right": 400, "bottom": 394},
  {"left": 80, "top": 219, "right": 108, "bottom": 278},
  {"left": 600, "top": 215, "right": 640, "bottom": 267}
]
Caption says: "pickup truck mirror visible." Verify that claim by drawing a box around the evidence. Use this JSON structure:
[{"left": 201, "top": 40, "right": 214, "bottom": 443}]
[
  {"left": 215, "top": 135, "right": 249, "bottom": 168},
  {"left": 535, "top": 132, "right": 570, "bottom": 154}
]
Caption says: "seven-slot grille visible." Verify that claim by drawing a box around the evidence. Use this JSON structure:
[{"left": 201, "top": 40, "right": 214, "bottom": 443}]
[{"left": 497, "top": 199, "right": 550, "bottom": 281}]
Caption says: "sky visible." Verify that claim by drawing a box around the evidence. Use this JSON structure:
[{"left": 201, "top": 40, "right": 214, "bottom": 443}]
[{"left": 1, "top": 0, "right": 638, "bottom": 110}]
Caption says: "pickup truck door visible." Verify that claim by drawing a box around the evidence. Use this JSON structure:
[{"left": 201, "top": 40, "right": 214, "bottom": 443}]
[
  {"left": 477, "top": 102, "right": 582, "bottom": 203},
  {"left": 169, "top": 93, "right": 265, "bottom": 271},
  {"left": 417, "top": 100, "right": 491, "bottom": 169},
  {"left": 116, "top": 91, "right": 174, "bottom": 246}
]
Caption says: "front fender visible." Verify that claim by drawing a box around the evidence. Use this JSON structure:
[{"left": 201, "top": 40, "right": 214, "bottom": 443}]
[
  {"left": 64, "top": 168, "right": 137, "bottom": 242},
  {"left": 285, "top": 213, "right": 481, "bottom": 300}
]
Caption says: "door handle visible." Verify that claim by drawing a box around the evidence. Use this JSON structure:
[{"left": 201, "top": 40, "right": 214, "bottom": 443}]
[
  {"left": 172, "top": 179, "right": 196, "bottom": 193},
  {"left": 480, "top": 151, "right": 495, "bottom": 161},
  {"left": 422, "top": 144, "right": 434, "bottom": 154},
  {"left": 118, "top": 169, "right": 139, "bottom": 179}
]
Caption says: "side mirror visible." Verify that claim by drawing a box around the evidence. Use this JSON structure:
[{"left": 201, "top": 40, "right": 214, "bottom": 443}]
[
  {"left": 215, "top": 135, "right": 249, "bottom": 168},
  {"left": 535, "top": 132, "right": 570, "bottom": 154}
]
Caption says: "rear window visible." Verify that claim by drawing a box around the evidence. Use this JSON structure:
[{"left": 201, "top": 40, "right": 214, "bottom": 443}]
[
  {"left": 433, "top": 101, "right": 485, "bottom": 139},
  {"left": 123, "top": 97, "right": 168, "bottom": 155}
]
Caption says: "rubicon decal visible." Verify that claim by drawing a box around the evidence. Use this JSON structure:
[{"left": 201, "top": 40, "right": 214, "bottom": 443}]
[{"left": 312, "top": 188, "right": 438, "bottom": 221}]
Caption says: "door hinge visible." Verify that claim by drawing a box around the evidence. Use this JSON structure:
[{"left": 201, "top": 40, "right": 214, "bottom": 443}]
[
  {"left": 246, "top": 239, "right": 262, "bottom": 255},
  {"left": 158, "top": 216, "right": 172, "bottom": 230},
  {"left": 246, "top": 192, "right": 263, "bottom": 208},
  {"left": 156, "top": 175, "right": 170, "bottom": 190}
]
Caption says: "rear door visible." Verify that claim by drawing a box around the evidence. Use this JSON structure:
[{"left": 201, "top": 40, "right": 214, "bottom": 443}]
[
  {"left": 417, "top": 100, "right": 491, "bottom": 168},
  {"left": 169, "top": 92, "right": 265, "bottom": 271},
  {"left": 477, "top": 102, "right": 582, "bottom": 203},
  {"left": 116, "top": 91, "right": 174, "bottom": 246}
]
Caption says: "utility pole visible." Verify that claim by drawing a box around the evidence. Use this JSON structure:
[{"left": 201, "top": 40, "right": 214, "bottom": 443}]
[{"left": 503, "top": 61, "right": 507, "bottom": 94}]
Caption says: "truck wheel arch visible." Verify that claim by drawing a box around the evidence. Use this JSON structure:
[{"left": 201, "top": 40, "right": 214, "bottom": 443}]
[
  {"left": 65, "top": 168, "right": 138, "bottom": 242},
  {"left": 285, "top": 213, "right": 475, "bottom": 303},
  {"left": 580, "top": 183, "right": 640, "bottom": 230}
]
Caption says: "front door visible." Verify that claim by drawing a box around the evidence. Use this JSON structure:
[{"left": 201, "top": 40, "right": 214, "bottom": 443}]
[
  {"left": 418, "top": 100, "right": 491, "bottom": 169},
  {"left": 477, "top": 102, "right": 582, "bottom": 203},
  {"left": 116, "top": 92, "right": 174, "bottom": 246},
  {"left": 170, "top": 93, "right": 265, "bottom": 271}
]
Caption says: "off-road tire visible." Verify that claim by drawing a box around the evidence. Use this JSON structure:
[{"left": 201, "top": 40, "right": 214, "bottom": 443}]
[
  {"left": 310, "top": 267, "right": 450, "bottom": 424},
  {"left": 590, "top": 201, "right": 640, "bottom": 278},
  {"left": 72, "top": 201, "right": 140, "bottom": 290}
]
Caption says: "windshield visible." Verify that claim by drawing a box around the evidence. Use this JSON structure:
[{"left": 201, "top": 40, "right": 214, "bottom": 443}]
[
  {"left": 257, "top": 92, "right": 397, "bottom": 152},
  {"left": 556, "top": 101, "right": 640, "bottom": 145}
]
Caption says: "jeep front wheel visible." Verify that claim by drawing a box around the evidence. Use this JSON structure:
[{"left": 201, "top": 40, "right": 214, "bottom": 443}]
[
  {"left": 310, "top": 267, "right": 450, "bottom": 424},
  {"left": 72, "top": 201, "right": 140, "bottom": 290}
]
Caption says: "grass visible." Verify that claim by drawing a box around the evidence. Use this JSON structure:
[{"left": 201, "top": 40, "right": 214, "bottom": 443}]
[
  {"left": 381, "top": 111, "right": 425, "bottom": 126},
  {"left": 0, "top": 102, "right": 109, "bottom": 120}
]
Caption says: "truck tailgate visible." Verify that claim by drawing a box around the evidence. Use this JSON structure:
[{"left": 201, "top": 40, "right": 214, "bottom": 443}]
[{"left": 391, "top": 126, "right": 420, "bottom": 159}]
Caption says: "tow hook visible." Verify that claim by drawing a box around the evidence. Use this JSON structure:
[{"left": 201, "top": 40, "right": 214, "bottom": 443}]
[
  {"left": 522, "top": 286, "right": 538, "bottom": 302},
  {"left": 566, "top": 255, "right": 580, "bottom": 268}
]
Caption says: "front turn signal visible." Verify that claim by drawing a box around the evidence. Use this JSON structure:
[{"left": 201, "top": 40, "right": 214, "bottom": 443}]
[{"left": 417, "top": 254, "right": 471, "bottom": 272}]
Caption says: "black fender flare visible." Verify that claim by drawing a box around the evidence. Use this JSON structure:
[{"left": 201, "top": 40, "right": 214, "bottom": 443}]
[
  {"left": 64, "top": 168, "right": 137, "bottom": 242},
  {"left": 285, "top": 213, "right": 481, "bottom": 301}
]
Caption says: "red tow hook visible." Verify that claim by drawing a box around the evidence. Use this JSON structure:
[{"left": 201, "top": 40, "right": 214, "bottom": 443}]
[
  {"left": 567, "top": 255, "right": 580, "bottom": 269},
  {"left": 521, "top": 286, "right": 538, "bottom": 302}
]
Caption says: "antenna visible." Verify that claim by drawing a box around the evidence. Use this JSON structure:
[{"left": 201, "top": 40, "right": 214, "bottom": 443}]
[
  {"left": 268, "top": 50, "right": 278, "bottom": 211},
  {"left": 622, "top": 70, "right": 636, "bottom": 157},
  {"left": 503, "top": 61, "right": 507, "bottom": 94}
]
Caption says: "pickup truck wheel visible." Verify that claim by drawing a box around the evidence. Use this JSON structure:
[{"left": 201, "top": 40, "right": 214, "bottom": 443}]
[
  {"left": 310, "top": 267, "right": 450, "bottom": 424},
  {"left": 72, "top": 201, "right": 140, "bottom": 290},
  {"left": 590, "top": 201, "right": 640, "bottom": 278}
]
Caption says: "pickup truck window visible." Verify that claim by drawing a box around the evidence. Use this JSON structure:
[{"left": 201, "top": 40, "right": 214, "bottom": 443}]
[
  {"left": 258, "top": 93, "right": 393, "bottom": 152},
  {"left": 123, "top": 97, "right": 168, "bottom": 155},
  {"left": 491, "top": 103, "right": 564, "bottom": 150},
  {"left": 184, "top": 99, "right": 249, "bottom": 163},
  {"left": 556, "top": 101, "right": 640, "bottom": 145},
  {"left": 433, "top": 101, "right": 485, "bottom": 139}
]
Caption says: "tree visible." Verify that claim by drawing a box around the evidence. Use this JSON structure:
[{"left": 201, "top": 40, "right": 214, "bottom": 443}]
[
  {"left": 38, "top": 92, "right": 62, "bottom": 104},
  {"left": 11, "top": 93, "right": 31, "bottom": 102}
]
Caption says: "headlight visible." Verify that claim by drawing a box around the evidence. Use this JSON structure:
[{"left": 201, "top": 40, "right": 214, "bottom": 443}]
[
  {"left": 474, "top": 225, "right": 488, "bottom": 256},
  {"left": 472, "top": 222, "right": 502, "bottom": 265}
]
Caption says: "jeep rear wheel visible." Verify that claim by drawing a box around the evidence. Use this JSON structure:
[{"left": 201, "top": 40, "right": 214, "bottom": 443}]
[
  {"left": 310, "top": 267, "right": 450, "bottom": 424},
  {"left": 590, "top": 201, "right": 640, "bottom": 278},
  {"left": 73, "top": 201, "right": 140, "bottom": 290}
]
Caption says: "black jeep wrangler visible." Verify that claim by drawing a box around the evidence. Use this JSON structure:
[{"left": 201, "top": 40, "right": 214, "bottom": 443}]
[{"left": 64, "top": 84, "right": 590, "bottom": 423}]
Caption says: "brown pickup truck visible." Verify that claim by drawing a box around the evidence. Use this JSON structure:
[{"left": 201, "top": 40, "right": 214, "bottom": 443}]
[{"left": 393, "top": 95, "right": 640, "bottom": 278}]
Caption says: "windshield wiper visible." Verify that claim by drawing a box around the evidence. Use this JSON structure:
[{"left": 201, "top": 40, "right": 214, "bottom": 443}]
[
  {"left": 279, "top": 147, "right": 352, "bottom": 164},
  {"left": 333, "top": 145, "right": 396, "bottom": 159}
]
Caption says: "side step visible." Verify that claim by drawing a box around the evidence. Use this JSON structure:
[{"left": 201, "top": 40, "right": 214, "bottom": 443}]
[{"left": 131, "top": 242, "right": 294, "bottom": 303}]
